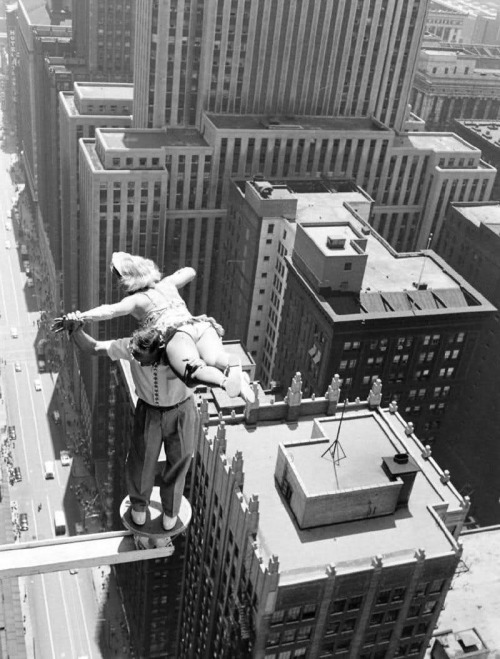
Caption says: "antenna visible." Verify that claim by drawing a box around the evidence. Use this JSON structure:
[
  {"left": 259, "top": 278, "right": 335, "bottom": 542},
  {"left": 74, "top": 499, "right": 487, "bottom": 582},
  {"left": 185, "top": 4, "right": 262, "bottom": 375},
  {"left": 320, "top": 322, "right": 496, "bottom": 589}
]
[
  {"left": 321, "top": 392, "right": 348, "bottom": 465},
  {"left": 416, "top": 232, "right": 433, "bottom": 290}
]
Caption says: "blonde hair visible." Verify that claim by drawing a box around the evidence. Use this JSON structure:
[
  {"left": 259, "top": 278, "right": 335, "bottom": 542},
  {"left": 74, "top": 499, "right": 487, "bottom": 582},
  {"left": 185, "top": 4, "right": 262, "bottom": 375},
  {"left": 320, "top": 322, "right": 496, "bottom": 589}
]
[{"left": 111, "top": 252, "right": 161, "bottom": 293}]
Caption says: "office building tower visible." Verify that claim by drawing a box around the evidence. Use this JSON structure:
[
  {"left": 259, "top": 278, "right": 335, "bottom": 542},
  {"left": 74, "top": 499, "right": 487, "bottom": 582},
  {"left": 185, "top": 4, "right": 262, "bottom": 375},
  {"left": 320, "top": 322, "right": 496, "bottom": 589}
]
[
  {"left": 433, "top": 201, "right": 500, "bottom": 525},
  {"left": 453, "top": 119, "right": 500, "bottom": 199},
  {"left": 134, "top": 0, "right": 427, "bottom": 132},
  {"left": 178, "top": 381, "right": 468, "bottom": 658},
  {"left": 72, "top": 0, "right": 134, "bottom": 82},
  {"left": 411, "top": 45, "right": 500, "bottom": 131},
  {"left": 59, "top": 82, "right": 133, "bottom": 311},
  {"left": 259, "top": 179, "right": 495, "bottom": 443},
  {"left": 425, "top": 1, "right": 500, "bottom": 44}
]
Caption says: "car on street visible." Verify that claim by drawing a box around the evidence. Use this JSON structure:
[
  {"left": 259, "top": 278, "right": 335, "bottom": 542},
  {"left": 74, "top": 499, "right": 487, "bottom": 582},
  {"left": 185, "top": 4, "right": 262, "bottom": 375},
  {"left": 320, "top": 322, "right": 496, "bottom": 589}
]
[
  {"left": 44, "top": 460, "right": 55, "bottom": 479},
  {"left": 5, "top": 240, "right": 11, "bottom": 249},
  {"left": 52, "top": 410, "right": 61, "bottom": 424},
  {"left": 69, "top": 569, "right": 79, "bottom": 575},
  {"left": 34, "top": 379, "right": 42, "bottom": 391},
  {"left": 11, "top": 327, "right": 18, "bottom": 338},
  {"left": 19, "top": 513, "right": 29, "bottom": 532},
  {"left": 14, "top": 362, "right": 21, "bottom": 372},
  {"left": 7, "top": 426, "right": 16, "bottom": 440},
  {"left": 60, "top": 450, "right": 71, "bottom": 467},
  {"left": 14, "top": 467, "right": 22, "bottom": 483}
]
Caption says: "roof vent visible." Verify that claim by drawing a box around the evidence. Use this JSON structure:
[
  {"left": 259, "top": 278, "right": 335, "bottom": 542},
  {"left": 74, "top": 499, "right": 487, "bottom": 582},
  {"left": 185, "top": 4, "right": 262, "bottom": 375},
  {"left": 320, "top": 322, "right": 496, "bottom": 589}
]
[
  {"left": 326, "top": 237, "right": 346, "bottom": 250},
  {"left": 394, "top": 452, "right": 409, "bottom": 464},
  {"left": 254, "top": 180, "right": 273, "bottom": 198}
]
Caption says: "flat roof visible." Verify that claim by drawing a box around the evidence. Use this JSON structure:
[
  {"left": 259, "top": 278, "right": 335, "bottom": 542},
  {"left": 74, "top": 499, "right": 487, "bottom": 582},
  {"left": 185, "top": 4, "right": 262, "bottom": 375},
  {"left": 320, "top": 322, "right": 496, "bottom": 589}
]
[
  {"left": 302, "top": 224, "right": 361, "bottom": 257},
  {"left": 285, "top": 416, "right": 404, "bottom": 494},
  {"left": 76, "top": 84, "right": 133, "bottom": 101},
  {"left": 397, "top": 132, "right": 478, "bottom": 153},
  {"left": 434, "top": 527, "right": 500, "bottom": 652},
  {"left": 21, "top": 0, "right": 71, "bottom": 25},
  {"left": 222, "top": 407, "right": 461, "bottom": 584},
  {"left": 98, "top": 129, "right": 169, "bottom": 150},
  {"left": 459, "top": 119, "right": 500, "bottom": 144},
  {"left": 206, "top": 114, "right": 386, "bottom": 133},
  {"left": 164, "top": 128, "right": 211, "bottom": 148},
  {"left": 454, "top": 202, "right": 500, "bottom": 229},
  {"left": 295, "top": 192, "right": 462, "bottom": 295}
]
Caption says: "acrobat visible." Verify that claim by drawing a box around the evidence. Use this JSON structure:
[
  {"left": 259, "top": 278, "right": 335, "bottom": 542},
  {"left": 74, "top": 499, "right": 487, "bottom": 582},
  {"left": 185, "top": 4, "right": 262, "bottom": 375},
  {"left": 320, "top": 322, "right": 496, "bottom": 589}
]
[{"left": 53, "top": 252, "right": 254, "bottom": 403}]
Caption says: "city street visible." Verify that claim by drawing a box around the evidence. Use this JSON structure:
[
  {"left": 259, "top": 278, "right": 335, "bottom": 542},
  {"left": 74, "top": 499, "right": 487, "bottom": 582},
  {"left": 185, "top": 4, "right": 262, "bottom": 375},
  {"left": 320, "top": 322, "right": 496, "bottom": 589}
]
[{"left": 0, "top": 109, "right": 132, "bottom": 656}]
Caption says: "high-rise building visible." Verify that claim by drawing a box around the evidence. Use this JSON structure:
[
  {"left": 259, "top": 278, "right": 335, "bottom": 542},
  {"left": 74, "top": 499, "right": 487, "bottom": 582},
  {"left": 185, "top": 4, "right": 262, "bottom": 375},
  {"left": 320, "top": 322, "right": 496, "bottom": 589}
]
[
  {"left": 433, "top": 201, "right": 500, "bottom": 524},
  {"left": 411, "top": 45, "right": 500, "bottom": 131},
  {"left": 133, "top": 0, "right": 427, "bottom": 132},
  {"left": 254, "top": 178, "right": 496, "bottom": 443},
  {"left": 178, "top": 379, "right": 468, "bottom": 658},
  {"left": 72, "top": 0, "right": 134, "bottom": 83},
  {"left": 453, "top": 119, "right": 500, "bottom": 200},
  {"left": 59, "top": 82, "right": 133, "bottom": 310},
  {"left": 425, "top": 1, "right": 500, "bottom": 45}
]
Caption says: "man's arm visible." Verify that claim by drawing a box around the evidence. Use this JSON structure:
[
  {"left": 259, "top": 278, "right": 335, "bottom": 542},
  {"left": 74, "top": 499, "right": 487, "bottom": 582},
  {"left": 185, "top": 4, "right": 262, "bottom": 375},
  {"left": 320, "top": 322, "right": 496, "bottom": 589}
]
[{"left": 69, "top": 322, "right": 111, "bottom": 357}]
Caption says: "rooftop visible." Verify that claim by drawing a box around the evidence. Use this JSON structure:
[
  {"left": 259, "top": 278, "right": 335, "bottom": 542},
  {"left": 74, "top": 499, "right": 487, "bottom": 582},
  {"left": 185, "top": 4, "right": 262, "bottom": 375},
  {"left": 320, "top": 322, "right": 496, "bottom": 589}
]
[
  {"left": 292, "top": 190, "right": 478, "bottom": 315},
  {"left": 452, "top": 202, "right": 500, "bottom": 231},
  {"left": 206, "top": 113, "right": 386, "bottom": 133},
  {"left": 222, "top": 406, "right": 463, "bottom": 584},
  {"left": 396, "top": 132, "right": 479, "bottom": 154},
  {"left": 433, "top": 526, "right": 500, "bottom": 652},
  {"left": 20, "top": 0, "right": 71, "bottom": 26},
  {"left": 98, "top": 129, "right": 169, "bottom": 151},
  {"left": 458, "top": 119, "right": 500, "bottom": 146},
  {"left": 75, "top": 83, "right": 133, "bottom": 101}
]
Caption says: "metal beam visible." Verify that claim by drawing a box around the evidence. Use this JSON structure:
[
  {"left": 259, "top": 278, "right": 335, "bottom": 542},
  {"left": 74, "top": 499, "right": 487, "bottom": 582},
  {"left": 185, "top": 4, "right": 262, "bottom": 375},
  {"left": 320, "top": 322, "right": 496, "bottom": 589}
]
[{"left": 0, "top": 531, "right": 174, "bottom": 578}]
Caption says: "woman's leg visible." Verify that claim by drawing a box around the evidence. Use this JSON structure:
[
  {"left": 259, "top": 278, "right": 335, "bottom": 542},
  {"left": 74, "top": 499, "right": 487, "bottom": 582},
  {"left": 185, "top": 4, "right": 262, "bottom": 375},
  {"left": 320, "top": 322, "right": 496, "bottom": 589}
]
[
  {"left": 196, "top": 325, "right": 255, "bottom": 403},
  {"left": 166, "top": 331, "right": 226, "bottom": 388}
]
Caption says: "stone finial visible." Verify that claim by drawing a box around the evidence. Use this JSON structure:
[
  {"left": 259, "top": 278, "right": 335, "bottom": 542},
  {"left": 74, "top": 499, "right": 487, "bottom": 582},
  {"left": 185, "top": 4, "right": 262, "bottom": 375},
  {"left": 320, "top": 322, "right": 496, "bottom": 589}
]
[
  {"left": 367, "top": 378, "right": 382, "bottom": 409},
  {"left": 249, "top": 494, "right": 259, "bottom": 513},
  {"left": 199, "top": 398, "right": 210, "bottom": 425},
  {"left": 404, "top": 422, "right": 414, "bottom": 436},
  {"left": 285, "top": 372, "right": 302, "bottom": 406},
  {"left": 217, "top": 421, "right": 226, "bottom": 440},
  {"left": 268, "top": 555, "right": 280, "bottom": 573},
  {"left": 388, "top": 400, "right": 398, "bottom": 414},
  {"left": 372, "top": 555, "right": 383, "bottom": 568},
  {"left": 421, "top": 445, "right": 431, "bottom": 459},
  {"left": 311, "top": 393, "right": 316, "bottom": 401},
  {"left": 325, "top": 374, "right": 341, "bottom": 402},
  {"left": 231, "top": 409, "right": 236, "bottom": 419},
  {"left": 440, "top": 469, "right": 450, "bottom": 484},
  {"left": 415, "top": 548, "right": 426, "bottom": 561}
]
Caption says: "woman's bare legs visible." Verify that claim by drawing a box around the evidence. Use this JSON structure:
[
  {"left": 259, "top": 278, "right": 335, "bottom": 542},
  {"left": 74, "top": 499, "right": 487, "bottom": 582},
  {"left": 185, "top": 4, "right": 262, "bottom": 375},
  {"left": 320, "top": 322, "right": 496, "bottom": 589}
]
[{"left": 166, "top": 332, "right": 226, "bottom": 388}]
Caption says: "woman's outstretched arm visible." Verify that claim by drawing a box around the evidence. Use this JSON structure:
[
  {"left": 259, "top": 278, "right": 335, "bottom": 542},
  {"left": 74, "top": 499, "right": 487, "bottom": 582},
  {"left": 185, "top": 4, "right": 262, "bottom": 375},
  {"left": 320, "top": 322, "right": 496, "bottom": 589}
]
[
  {"left": 166, "top": 267, "right": 196, "bottom": 289},
  {"left": 78, "top": 294, "right": 142, "bottom": 322}
]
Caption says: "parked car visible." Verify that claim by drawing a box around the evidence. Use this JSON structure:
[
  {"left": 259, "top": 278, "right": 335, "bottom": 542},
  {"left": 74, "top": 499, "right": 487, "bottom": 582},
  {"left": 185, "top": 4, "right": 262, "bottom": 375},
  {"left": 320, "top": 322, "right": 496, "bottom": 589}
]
[
  {"left": 44, "top": 460, "right": 55, "bottom": 479},
  {"left": 19, "top": 513, "right": 29, "bottom": 531},
  {"left": 14, "top": 467, "right": 22, "bottom": 483},
  {"left": 60, "top": 450, "right": 71, "bottom": 467},
  {"left": 7, "top": 426, "right": 16, "bottom": 440},
  {"left": 34, "top": 379, "right": 42, "bottom": 391},
  {"left": 5, "top": 240, "right": 11, "bottom": 249},
  {"left": 10, "top": 327, "right": 18, "bottom": 338},
  {"left": 14, "top": 362, "right": 21, "bottom": 372},
  {"left": 52, "top": 410, "right": 61, "bottom": 424}
]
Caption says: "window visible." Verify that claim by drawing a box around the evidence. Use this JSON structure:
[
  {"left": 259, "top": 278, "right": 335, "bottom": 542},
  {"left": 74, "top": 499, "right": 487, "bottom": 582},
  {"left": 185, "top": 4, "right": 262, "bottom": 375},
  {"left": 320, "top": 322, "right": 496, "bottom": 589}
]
[
  {"left": 286, "top": 606, "right": 301, "bottom": 622},
  {"left": 344, "top": 262, "right": 352, "bottom": 271},
  {"left": 268, "top": 223, "right": 275, "bottom": 234}
]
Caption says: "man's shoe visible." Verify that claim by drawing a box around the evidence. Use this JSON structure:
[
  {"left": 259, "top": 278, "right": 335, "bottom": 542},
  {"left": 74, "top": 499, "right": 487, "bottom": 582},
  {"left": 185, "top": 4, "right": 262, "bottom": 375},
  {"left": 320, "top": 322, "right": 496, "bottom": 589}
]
[
  {"left": 131, "top": 509, "right": 146, "bottom": 526},
  {"left": 163, "top": 514, "right": 177, "bottom": 531}
]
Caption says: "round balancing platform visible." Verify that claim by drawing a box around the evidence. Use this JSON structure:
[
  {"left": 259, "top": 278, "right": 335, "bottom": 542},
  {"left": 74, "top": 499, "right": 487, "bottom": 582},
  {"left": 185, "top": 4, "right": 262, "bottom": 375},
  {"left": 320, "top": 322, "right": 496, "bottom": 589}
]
[{"left": 120, "top": 487, "right": 192, "bottom": 550}]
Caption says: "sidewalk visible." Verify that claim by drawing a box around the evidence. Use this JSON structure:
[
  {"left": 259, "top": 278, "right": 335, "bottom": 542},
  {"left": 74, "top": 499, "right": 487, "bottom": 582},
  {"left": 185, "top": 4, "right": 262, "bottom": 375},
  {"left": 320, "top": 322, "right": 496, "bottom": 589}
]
[{"left": 91, "top": 565, "right": 137, "bottom": 658}]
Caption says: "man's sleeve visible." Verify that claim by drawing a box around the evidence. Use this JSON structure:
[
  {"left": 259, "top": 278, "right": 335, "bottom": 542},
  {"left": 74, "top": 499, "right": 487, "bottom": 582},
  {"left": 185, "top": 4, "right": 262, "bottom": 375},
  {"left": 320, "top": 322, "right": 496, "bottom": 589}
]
[{"left": 106, "top": 337, "right": 132, "bottom": 362}]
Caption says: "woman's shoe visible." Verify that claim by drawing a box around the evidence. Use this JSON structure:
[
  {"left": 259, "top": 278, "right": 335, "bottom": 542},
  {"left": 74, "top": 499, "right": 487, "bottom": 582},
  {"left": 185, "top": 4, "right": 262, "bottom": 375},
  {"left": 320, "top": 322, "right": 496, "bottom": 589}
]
[{"left": 224, "top": 360, "right": 255, "bottom": 404}]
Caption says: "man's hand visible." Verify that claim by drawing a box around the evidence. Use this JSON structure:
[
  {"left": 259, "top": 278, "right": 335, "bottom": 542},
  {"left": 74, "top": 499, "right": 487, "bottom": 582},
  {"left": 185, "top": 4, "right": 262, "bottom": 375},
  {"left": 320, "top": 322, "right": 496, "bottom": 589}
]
[{"left": 51, "top": 312, "right": 84, "bottom": 335}]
